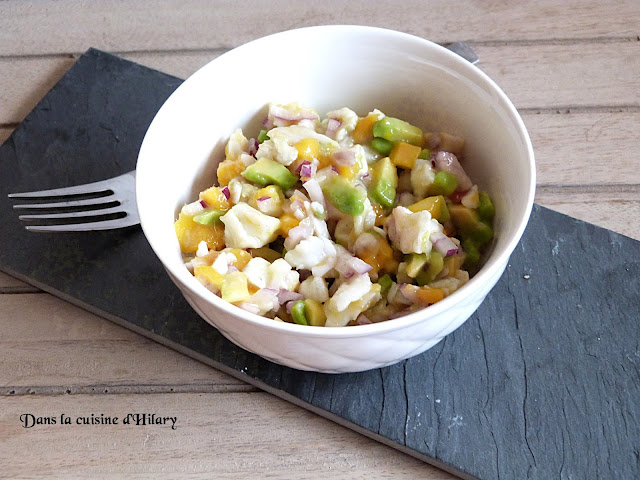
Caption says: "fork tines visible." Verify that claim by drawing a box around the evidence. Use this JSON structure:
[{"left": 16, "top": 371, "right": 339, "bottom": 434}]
[{"left": 8, "top": 171, "right": 139, "bottom": 232}]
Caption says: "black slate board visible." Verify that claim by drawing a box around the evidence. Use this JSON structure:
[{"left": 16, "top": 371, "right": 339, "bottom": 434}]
[{"left": 1, "top": 49, "right": 639, "bottom": 480}]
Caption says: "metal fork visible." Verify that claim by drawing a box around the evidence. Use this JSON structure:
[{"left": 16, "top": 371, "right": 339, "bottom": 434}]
[{"left": 8, "top": 170, "right": 138, "bottom": 232}]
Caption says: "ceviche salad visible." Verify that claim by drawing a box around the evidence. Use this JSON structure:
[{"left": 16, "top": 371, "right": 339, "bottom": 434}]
[{"left": 174, "top": 103, "right": 495, "bottom": 327}]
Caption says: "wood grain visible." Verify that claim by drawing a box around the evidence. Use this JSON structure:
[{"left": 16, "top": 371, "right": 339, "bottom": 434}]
[
  {"left": 536, "top": 186, "right": 640, "bottom": 240},
  {"left": 1, "top": 0, "right": 638, "bottom": 57},
  {"left": 3, "top": 43, "right": 640, "bottom": 124},
  {"left": 0, "top": 392, "right": 456, "bottom": 479},
  {"left": 524, "top": 111, "right": 640, "bottom": 186},
  {"left": 0, "top": 293, "right": 249, "bottom": 392}
]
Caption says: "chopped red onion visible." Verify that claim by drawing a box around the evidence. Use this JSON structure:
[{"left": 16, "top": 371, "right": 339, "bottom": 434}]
[
  {"left": 434, "top": 151, "right": 473, "bottom": 191},
  {"left": 285, "top": 300, "right": 299, "bottom": 314},
  {"left": 431, "top": 232, "right": 459, "bottom": 257},
  {"left": 248, "top": 138, "right": 259, "bottom": 156},
  {"left": 295, "top": 161, "right": 309, "bottom": 174},
  {"left": 199, "top": 199, "right": 208, "bottom": 208},
  {"left": 221, "top": 186, "right": 230, "bottom": 200},
  {"left": 299, "top": 162, "right": 315, "bottom": 178},
  {"left": 277, "top": 290, "right": 304, "bottom": 305},
  {"left": 332, "top": 148, "right": 356, "bottom": 166},
  {"left": 257, "top": 196, "right": 271, "bottom": 202},
  {"left": 325, "top": 118, "right": 342, "bottom": 138},
  {"left": 334, "top": 246, "right": 373, "bottom": 278}
]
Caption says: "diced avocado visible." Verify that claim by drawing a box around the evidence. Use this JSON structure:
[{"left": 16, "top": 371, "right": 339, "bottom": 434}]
[
  {"left": 418, "top": 148, "right": 431, "bottom": 159},
  {"left": 477, "top": 191, "right": 495, "bottom": 221},
  {"left": 257, "top": 129, "right": 269, "bottom": 143},
  {"left": 369, "top": 157, "right": 398, "bottom": 208},
  {"left": 461, "top": 238, "right": 481, "bottom": 268},
  {"left": 370, "top": 137, "right": 394, "bottom": 155},
  {"left": 415, "top": 251, "right": 444, "bottom": 286},
  {"left": 407, "top": 195, "right": 450, "bottom": 222},
  {"left": 429, "top": 171, "right": 458, "bottom": 196},
  {"left": 405, "top": 253, "right": 428, "bottom": 278},
  {"left": 242, "top": 157, "right": 298, "bottom": 191},
  {"left": 322, "top": 176, "right": 366, "bottom": 216},
  {"left": 193, "top": 209, "right": 226, "bottom": 226},
  {"left": 221, "top": 271, "right": 250, "bottom": 304},
  {"left": 291, "top": 300, "right": 308, "bottom": 325},
  {"left": 449, "top": 204, "right": 494, "bottom": 246},
  {"left": 377, "top": 274, "right": 393, "bottom": 297},
  {"left": 372, "top": 117, "right": 423, "bottom": 146},
  {"left": 249, "top": 246, "right": 282, "bottom": 263},
  {"left": 304, "top": 299, "right": 326, "bottom": 327}
]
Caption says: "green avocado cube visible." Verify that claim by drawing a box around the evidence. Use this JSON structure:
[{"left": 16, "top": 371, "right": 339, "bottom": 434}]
[
  {"left": 242, "top": 157, "right": 298, "bottom": 191},
  {"left": 449, "top": 204, "right": 494, "bottom": 246},
  {"left": 322, "top": 176, "right": 366, "bottom": 216},
  {"left": 369, "top": 157, "right": 398, "bottom": 208}
]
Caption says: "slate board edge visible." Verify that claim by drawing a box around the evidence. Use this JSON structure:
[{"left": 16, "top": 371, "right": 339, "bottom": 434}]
[{"left": 1, "top": 263, "right": 472, "bottom": 480}]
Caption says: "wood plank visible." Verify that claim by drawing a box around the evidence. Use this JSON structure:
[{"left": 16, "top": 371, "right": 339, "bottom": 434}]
[
  {"left": 0, "top": 56, "right": 76, "bottom": 125},
  {"left": 0, "top": 392, "right": 455, "bottom": 479},
  {"left": 536, "top": 186, "right": 640, "bottom": 240},
  {"left": 1, "top": 0, "right": 638, "bottom": 56},
  {"left": 2, "top": 43, "right": 638, "bottom": 123},
  {"left": 523, "top": 110, "right": 640, "bottom": 186},
  {"left": 476, "top": 42, "right": 640, "bottom": 109},
  {"left": 0, "top": 294, "right": 249, "bottom": 391},
  {"left": 0, "top": 127, "right": 14, "bottom": 144}
]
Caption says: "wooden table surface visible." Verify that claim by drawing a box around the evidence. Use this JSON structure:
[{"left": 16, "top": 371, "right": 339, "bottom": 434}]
[{"left": 1, "top": 1, "right": 639, "bottom": 478}]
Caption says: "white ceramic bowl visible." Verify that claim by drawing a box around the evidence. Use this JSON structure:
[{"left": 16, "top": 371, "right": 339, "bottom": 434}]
[{"left": 137, "top": 25, "right": 535, "bottom": 373}]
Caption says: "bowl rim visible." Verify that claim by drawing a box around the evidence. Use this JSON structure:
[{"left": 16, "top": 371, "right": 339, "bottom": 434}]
[{"left": 137, "top": 24, "right": 536, "bottom": 339}]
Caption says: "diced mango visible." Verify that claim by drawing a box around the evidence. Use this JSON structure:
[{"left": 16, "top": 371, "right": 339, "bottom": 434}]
[
  {"left": 174, "top": 212, "right": 225, "bottom": 253},
  {"left": 317, "top": 145, "right": 335, "bottom": 170},
  {"left": 338, "top": 163, "right": 359, "bottom": 180},
  {"left": 352, "top": 113, "right": 380, "bottom": 144},
  {"left": 389, "top": 141, "right": 422, "bottom": 170},
  {"left": 251, "top": 185, "right": 285, "bottom": 216},
  {"left": 408, "top": 195, "right": 450, "bottom": 222},
  {"left": 416, "top": 286, "right": 445, "bottom": 305},
  {"left": 199, "top": 186, "right": 230, "bottom": 210},
  {"left": 226, "top": 248, "right": 252, "bottom": 270},
  {"left": 371, "top": 203, "right": 386, "bottom": 226},
  {"left": 294, "top": 138, "right": 320, "bottom": 162},
  {"left": 356, "top": 233, "right": 398, "bottom": 276},
  {"left": 216, "top": 160, "right": 245, "bottom": 186},
  {"left": 278, "top": 212, "right": 300, "bottom": 236},
  {"left": 194, "top": 265, "right": 224, "bottom": 289}
]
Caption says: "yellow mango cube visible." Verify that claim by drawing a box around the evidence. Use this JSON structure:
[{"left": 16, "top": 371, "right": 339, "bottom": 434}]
[
  {"left": 278, "top": 212, "right": 300, "bottom": 236},
  {"left": 416, "top": 286, "right": 445, "bottom": 305},
  {"left": 216, "top": 160, "right": 245, "bottom": 186},
  {"left": 390, "top": 141, "right": 422, "bottom": 169},
  {"left": 352, "top": 113, "right": 380, "bottom": 144},
  {"left": 194, "top": 265, "right": 224, "bottom": 289},
  {"left": 294, "top": 138, "right": 320, "bottom": 162},
  {"left": 174, "top": 212, "right": 225, "bottom": 253},
  {"left": 199, "top": 186, "right": 230, "bottom": 210}
]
